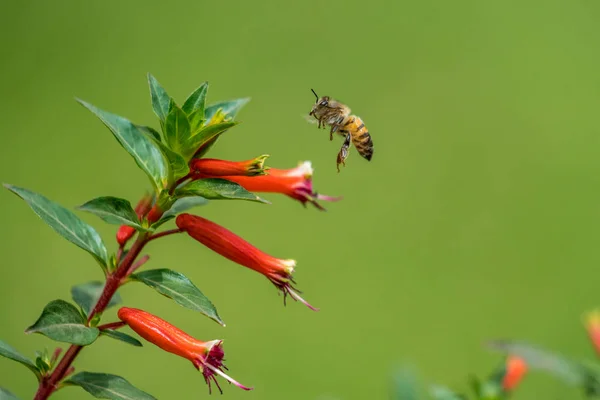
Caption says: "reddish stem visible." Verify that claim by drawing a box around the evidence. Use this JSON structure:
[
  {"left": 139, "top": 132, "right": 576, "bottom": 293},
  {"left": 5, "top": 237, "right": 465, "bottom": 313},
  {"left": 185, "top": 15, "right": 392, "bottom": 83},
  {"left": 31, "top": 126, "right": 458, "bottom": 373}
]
[
  {"left": 97, "top": 321, "right": 126, "bottom": 331},
  {"left": 147, "top": 228, "right": 183, "bottom": 242},
  {"left": 33, "top": 234, "right": 149, "bottom": 399},
  {"left": 127, "top": 254, "right": 150, "bottom": 275}
]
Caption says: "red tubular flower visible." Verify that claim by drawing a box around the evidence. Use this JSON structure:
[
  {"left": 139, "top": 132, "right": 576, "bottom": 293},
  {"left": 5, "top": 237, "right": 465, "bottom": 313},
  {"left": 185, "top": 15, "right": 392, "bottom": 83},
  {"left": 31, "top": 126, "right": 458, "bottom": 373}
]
[
  {"left": 190, "top": 155, "right": 269, "bottom": 177},
  {"left": 117, "top": 307, "right": 251, "bottom": 394},
  {"left": 501, "top": 356, "right": 527, "bottom": 392},
  {"left": 176, "top": 213, "right": 318, "bottom": 311},
  {"left": 584, "top": 310, "right": 600, "bottom": 356},
  {"left": 116, "top": 193, "right": 153, "bottom": 246},
  {"left": 217, "top": 161, "right": 341, "bottom": 210}
]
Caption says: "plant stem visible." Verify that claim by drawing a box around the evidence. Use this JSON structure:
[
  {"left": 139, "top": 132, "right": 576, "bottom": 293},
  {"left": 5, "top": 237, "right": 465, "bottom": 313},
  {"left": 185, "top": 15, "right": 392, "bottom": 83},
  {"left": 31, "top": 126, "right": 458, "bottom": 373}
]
[
  {"left": 33, "top": 234, "right": 149, "bottom": 400},
  {"left": 147, "top": 228, "right": 182, "bottom": 242}
]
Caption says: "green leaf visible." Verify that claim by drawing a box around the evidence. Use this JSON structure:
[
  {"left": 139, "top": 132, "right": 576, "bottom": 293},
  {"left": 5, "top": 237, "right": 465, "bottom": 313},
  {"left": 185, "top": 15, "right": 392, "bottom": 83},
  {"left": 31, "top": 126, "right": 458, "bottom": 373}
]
[
  {"left": 26, "top": 300, "right": 99, "bottom": 345},
  {"left": 148, "top": 73, "right": 171, "bottom": 123},
  {"left": 131, "top": 269, "right": 224, "bottom": 326},
  {"left": 0, "top": 387, "right": 20, "bottom": 400},
  {"left": 430, "top": 385, "right": 467, "bottom": 400},
  {"left": 135, "top": 125, "right": 161, "bottom": 142},
  {"left": 392, "top": 368, "right": 419, "bottom": 400},
  {"left": 4, "top": 184, "right": 108, "bottom": 267},
  {"left": 78, "top": 197, "right": 144, "bottom": 230},
  {"left": 176, "top": 178, "right": 268, "bottom": 204},
  {"left": 100, "top": 330, "right": 142, "bottom": 347},
  {"left": 71, "top": 282, "right": 122, "bottom": 317},
  {"left": 204, "top": 98, "right": 250, "bottom": 122},
  {"left": 183, "top": 121, "right": 237, "bottom": 160},
  {"left": 182, "top": 82, "right": 208, "bottom": 132},
  {"left": 164, "top": 104, "right": 191, "bottom": 153},
  {"left": 488, "top": 340, "right": 600, "bottom": 393},
  {"left": 0, "top": 339, "right": 40, "bottom": 379},
  {"left": 66, "top": 372, "right": 156, "bottom": 400},
  {"left": 77, "top": 100, "right": 169, "bottom": 192},
  {"left": 152, "top": 196, "right": 208, "bottom": 228},
  {"left": 138, "top": 125, "right": 188, "bottom": 181}
]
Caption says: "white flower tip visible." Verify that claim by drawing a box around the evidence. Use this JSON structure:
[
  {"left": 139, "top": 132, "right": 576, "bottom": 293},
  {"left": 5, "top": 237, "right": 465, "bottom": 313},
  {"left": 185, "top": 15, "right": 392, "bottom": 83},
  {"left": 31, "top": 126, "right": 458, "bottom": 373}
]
[{"left": 295, "top": 161, "right": 314, "bottom": 178}]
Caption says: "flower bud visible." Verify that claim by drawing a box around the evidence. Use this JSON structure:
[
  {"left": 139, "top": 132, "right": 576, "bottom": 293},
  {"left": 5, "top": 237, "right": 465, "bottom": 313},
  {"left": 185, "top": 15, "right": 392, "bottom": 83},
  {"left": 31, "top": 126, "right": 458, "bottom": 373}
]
[
  {"left": 584, "top": 309, "right": 600, "bottom": 356},
  {"left": 117, "top": 307, "right": 251, "bottom": 393},
  {"left": 116, "top": 193, "right": 153, "bottom": 246},
  {"left": 501, "top": 356, "right": 527, "bottom": 392},
  {"left": 190, "top": 155, "right": 269, "bottom": 177}
]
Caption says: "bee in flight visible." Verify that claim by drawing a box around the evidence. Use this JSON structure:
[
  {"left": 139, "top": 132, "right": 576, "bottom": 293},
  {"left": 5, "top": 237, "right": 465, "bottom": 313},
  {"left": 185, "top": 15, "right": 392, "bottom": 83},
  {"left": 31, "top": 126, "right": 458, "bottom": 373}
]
[{"left": 308, "top": 89, "right": 374, "bottom": 172}]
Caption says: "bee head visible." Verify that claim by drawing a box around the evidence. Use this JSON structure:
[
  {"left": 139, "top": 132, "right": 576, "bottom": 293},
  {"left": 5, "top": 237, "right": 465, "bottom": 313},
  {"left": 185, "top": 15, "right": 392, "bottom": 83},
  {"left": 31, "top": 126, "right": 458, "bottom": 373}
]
[{"left": 309, "top": 89, "right": 330, "bottom": 116}]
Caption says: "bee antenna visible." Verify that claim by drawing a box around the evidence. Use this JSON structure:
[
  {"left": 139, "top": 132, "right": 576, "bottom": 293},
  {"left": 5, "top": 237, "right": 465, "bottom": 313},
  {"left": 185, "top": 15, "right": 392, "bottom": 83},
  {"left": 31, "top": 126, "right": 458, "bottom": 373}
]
[{"left": 311, "top": 88, "right": 319, "bottom": 101}]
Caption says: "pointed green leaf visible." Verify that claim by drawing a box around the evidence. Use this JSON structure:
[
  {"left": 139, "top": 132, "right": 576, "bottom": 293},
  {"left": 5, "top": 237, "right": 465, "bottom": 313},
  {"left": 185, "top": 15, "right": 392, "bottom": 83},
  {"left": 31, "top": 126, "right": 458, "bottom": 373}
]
[
  {"left": 135, "top": 125, "right": 161, "bottom": 142},
  {"left": 204, "top": 98, "right": 250, "bottom": 122},
  {"left": 71, "top": 282, "right": 122, "bottom": 317},
  {"left": 138, "top": 125, "right": 188, "bottom": 181},
  {"left": 0, "top": 339, "right": 40, "bottom": 379},
  {"left": 4, "top": 184, "right": 108, "bottom": 267},
  {"left": 151, "top": 196, "right": 208, "bottom": 228},
  {"left": 26, "top": 300, "right": 99, "bottom": 345},
  {"left": 131, "top": 269, "right": 224, "bottom": 326},
  {"left": 78, "top": 197, "right": 145, "bottom": 230},
  {"left": 182, "top": 82, "right": 208, "bottom": 132},
  {"left": 66, "top": 372, "right": 156, "bottom": 400},
  {"left": 164, "top": 104, "right": 191, "bottom": 153},
  {"left": 176, "top": 178, "right": 268, "bottom": 204},
  {"left": 77, "top": 100, "right": 169, "bottom": 191},
  {"left": 0, "top": 387, "right": 20, "bottom": 400},
  {"left": 100, "top": 330, "right": 142, "bottom": 347},
  {"left": 183, "top": 121, "right": 237, "bottom": 160},
  {"left": 148, "top": 74, "right": 171, "bottom": 123}
]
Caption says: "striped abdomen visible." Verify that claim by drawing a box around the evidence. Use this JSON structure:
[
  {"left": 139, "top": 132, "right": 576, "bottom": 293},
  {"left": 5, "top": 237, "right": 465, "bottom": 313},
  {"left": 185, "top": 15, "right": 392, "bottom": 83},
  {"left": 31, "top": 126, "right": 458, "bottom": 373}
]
[{"left": 340, "top": 116, "right": 373, "bottom": 161}]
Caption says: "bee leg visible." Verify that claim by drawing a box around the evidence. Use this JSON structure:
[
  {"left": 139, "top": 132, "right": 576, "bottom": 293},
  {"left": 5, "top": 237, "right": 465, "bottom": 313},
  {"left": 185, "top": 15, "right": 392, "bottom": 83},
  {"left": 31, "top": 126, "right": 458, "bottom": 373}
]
[{"left": 336, "top": 133, "right": 351, "bottom": 173}]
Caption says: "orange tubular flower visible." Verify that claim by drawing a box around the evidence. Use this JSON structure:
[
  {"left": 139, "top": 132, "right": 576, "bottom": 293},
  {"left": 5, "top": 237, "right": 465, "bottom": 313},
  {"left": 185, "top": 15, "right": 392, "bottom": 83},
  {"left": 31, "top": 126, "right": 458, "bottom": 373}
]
[
  {"left": 190, "top": 155, "right": 269, "bottom": 177},
  {"left": 585, "top": 310, "right": 600, "bottom": 356},
  {"left": 117, "top": 307, "right": 251, "bottom": 394},
  {"left": 217, "top": 161, "right": 341, "bottom": 210},
  {"left": 501, "top": 356, "right": 527, "bottom": 392},
  {"left": 176, "top": 213, "right": 318, "bottom": 311},
  {"left": 116, "top": 193, "right": 153, "bottom": 246}
]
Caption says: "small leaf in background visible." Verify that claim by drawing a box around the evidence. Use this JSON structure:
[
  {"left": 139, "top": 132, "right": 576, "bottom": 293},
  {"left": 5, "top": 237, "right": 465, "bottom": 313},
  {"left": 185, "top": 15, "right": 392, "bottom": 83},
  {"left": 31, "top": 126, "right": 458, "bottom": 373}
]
[
  {"left": 204, "top": 98, "right": 250, "bottom": 123},
  {"left": 131, "top": 269, "right": 224, "bottom": 326},
  {"left": 34, "top": 349, "right": 51, "bottom": 375},
  {"left": 392, "top": 368, "right": 419, "bottom": 400},
  {"left": 0, "top": 387, "right": 20, "bottom": 400},
  {"left": 183, "top": 121, "right": 237, "bottom": 160},
  {"left": 66, "top": 372, "right": 156, "bottom": 400},
  {"left": 176, "top": 178, "right": 268, "bottom": 204},
  {"left": 0, "top": 339, "right": 40, "bottom": 379},
  {"left": 182, "top": 82, "right": 208, "bottom": 132},
  {"left": 78, "top": 197, "right": 144, "bottom": 230},
  {"left": 100, "top": 330, "right": 142, "bottom": 347},
  {"left": 488, "top": 340, "right": 600, "bottom": 394},
  {"left": 3, "top": 184, "right": 109, "bottom": 268},
  {"left": 26, "top": 300, "right": 99, "bottom": 345},
  {"left": 429, "top": 385, "right": 467, "bottom": 400},
  {"left": 148, "top": 73, "right": 171, "bottom": 124},
  {"left": 152, "top": 196, "right": 208, "bottom": 228},
  {"left": 138, "top": 124, "right": 188, "bottom": 182},
  {"left": 164, "top": 104, "right": 192, "bottom": 153},
  {"left": 71, "top": 282, "right": 122, "bottom": 317},
  {"left": 77, "top": 100, "right": 170, "bottom": 192}
]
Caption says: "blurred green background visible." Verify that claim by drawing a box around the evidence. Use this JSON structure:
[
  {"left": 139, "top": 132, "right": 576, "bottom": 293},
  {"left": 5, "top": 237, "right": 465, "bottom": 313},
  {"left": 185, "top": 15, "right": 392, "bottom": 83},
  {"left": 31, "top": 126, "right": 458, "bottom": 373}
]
[{"left": 2, "top": 0, "right": 600, "bottom": 399}]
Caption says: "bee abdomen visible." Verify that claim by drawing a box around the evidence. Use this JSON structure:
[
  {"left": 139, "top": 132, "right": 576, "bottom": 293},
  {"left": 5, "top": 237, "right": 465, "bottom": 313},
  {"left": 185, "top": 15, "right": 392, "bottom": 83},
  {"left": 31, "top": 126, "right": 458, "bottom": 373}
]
[{"left": 350, "top": 116, "right": 374, "bottom": 161}]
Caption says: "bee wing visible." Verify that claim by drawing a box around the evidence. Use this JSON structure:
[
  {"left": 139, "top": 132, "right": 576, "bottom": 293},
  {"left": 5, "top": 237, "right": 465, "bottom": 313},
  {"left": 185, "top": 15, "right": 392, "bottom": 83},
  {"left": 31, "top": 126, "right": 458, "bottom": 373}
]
[{"left": 303, "top": 114, "right": 319, "bottom": 125}]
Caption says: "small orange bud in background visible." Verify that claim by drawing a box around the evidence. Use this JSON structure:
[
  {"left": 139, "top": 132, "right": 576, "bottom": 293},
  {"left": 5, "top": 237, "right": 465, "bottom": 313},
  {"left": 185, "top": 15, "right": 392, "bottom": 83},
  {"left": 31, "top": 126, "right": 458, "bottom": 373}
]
[
  {"left": 117, "top": 307, "right": 251, "bottom": 393},
  {"left": 116, "top": 193, "right": 153, "bottom": 246},
  {"left": 176, "top": 213, "right": 317, "bottom": 311},
  {"left": 501, "top": 356, "right": 527, "bottom": 392},
  {"left": 584, "top": 309, "right": 600, "bottom": 356},
  {"left": 190, "top": 155, "right": 269, "bottom": 177}
]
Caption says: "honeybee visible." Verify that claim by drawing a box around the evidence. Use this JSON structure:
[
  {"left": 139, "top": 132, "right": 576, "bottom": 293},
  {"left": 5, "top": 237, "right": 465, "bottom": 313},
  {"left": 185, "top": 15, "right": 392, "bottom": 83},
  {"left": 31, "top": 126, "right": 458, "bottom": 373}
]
[{"left": 308, "top": 89, "right": 374, "bottom": 172}]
